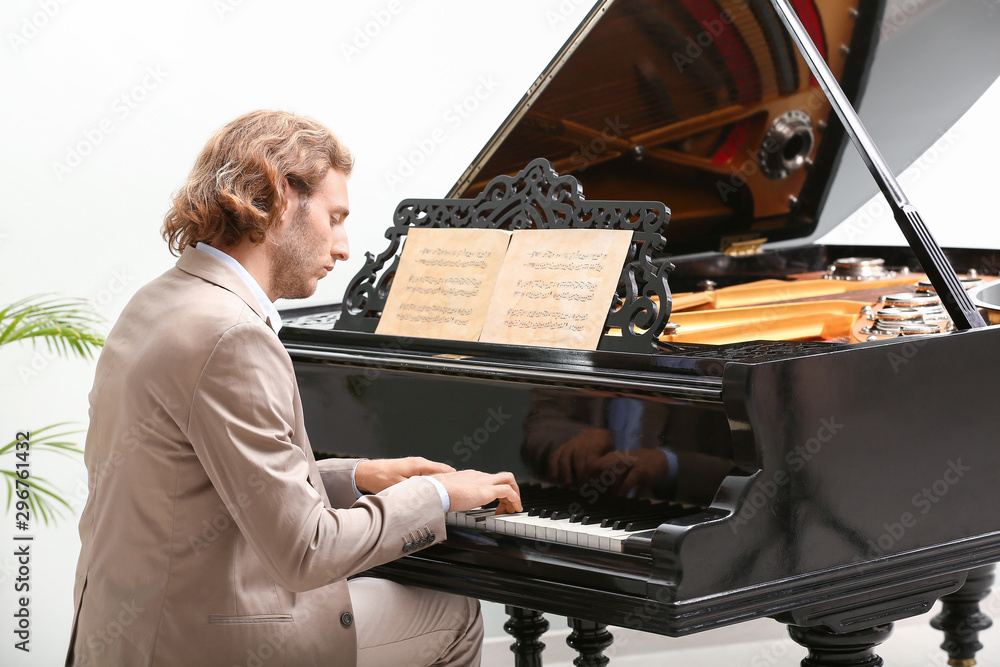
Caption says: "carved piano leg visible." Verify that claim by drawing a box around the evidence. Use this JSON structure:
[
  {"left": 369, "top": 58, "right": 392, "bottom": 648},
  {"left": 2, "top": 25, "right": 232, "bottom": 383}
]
[
  {"left": 930, "top": 564, "right": 996, "bottom": 666},
  {"left": 566, "top": 618, "right": 613, "bottom": 667},
  {"left": 504, "top": 606, "right": 549, "bottom": 667},
  {"left": 788, "top": 623, "right": 893, "bottom": 667}
]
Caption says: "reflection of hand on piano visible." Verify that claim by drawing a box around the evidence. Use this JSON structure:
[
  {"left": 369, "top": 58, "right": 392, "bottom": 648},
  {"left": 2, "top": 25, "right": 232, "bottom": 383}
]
[
  {"left": 548, "top": 428, "right": 671, "bottom": 496},
  {"left": 432, "top": 469, "right": 523, "bottom": 515},
  {"left": 548, "top": 427, "right": 615, "bottom": 484}
]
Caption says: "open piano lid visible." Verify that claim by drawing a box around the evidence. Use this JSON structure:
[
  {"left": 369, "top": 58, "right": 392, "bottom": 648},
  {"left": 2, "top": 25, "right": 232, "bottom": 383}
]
[{"left": 449, "top": 0, "right": 886, "bottom": 258}]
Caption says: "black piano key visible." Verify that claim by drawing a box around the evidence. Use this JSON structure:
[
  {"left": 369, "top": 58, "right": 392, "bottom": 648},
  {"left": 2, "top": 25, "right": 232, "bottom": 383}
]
[
  {"left": 609, "top": 504, "right": 702, "bottom": 531},
  {"left": 524, "top": 489, "right": 584, "bottom": 516},
  {"left": 576, "top": 499, "right": 642, "bottom": 525},
  {"left": 601, "top": 506, "right": 666, "bottom": 529}
]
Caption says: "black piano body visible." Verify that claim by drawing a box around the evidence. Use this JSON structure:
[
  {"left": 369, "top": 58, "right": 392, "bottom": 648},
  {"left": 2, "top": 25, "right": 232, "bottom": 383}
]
[{"left": 280, "top": 1, "right": 1000, "bottom": 663}]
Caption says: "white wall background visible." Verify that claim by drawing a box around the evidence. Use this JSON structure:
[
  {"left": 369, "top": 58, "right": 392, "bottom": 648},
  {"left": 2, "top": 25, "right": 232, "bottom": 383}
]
[
  {"left": 1, "top": 1, "right": 999, "bottom": 665},
  {"left": 0, "top": 2, "right": 595, "bottom": 664}
]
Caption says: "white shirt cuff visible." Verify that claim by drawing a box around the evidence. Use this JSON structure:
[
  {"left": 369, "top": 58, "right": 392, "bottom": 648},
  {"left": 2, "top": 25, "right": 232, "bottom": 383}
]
[
  {"left": 351, "top": 459, "right": 369, "bottom": 498},
  {"left": 421, "top": 475, "right": 451, "bottom": 513}
]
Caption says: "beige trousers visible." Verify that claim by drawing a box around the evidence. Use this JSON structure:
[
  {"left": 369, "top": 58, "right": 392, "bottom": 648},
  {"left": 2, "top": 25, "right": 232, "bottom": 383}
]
[{"left": 350, "top": 577, "right": 484, "bottom": 667}]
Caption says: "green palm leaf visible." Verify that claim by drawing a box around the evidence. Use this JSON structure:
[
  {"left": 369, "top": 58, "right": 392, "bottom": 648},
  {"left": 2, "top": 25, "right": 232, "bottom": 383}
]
[
  {"left": 2, "top": 424, "right": 84, "bottom": 526},
  {"left": 0, "top": 294, "right": 105, "bottom": 358},
  {"left": 2, "top": 293, "right": 106, "bottom": 525}
]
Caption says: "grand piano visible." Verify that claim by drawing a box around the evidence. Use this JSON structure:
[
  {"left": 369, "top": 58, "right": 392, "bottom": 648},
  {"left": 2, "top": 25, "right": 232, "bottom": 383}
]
[{"left": 279, "top": 1, "right": 1000, "bottom": 664}]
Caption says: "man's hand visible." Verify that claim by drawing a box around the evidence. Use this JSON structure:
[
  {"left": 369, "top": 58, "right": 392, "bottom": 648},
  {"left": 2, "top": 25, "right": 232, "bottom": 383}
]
[
  {"left": 548, "top": 428, "right": 615, "bottom": 484},
  {"left": 355, "top": 457, "right": 456, "bottom": 494},
  {"left": 585, "top": 448, "right": 670, "bottom": 497},
  {"left": 432, "top": 470, "right": 522, "bottom": 515},
  {"left": 547, "top": 430, "right": 672, "bottom": 496}
]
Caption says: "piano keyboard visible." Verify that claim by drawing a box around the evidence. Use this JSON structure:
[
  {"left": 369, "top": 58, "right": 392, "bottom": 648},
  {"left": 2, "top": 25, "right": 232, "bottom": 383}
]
[{"left": 446, "top": 483, "right": 703, "bottom": 554}]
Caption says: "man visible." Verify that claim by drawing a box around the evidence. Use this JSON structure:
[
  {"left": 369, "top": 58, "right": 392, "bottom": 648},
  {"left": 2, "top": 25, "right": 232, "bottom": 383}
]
[{"left": 67, "top": 110, "right": 521, "bottom": 666}]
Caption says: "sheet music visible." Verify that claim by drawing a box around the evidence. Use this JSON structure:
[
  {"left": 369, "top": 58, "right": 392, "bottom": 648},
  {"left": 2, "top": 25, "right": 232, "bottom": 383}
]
[{"left": 480, "top": 229, "right": 632, "bottom": 350}]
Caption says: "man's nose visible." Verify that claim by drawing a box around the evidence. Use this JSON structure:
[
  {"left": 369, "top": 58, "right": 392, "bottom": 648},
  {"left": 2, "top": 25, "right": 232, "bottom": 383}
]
[{"left": 332, "top": 230, "right": 349, "bottom": 262}]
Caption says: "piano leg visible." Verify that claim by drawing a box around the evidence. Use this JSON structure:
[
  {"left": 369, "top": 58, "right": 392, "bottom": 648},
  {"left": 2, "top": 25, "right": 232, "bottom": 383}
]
[
  {"left": 930, "top": 564, "right": 996, "bottom": 667},
  {"left": 788, "top": 623, "right": 893, "bottom": 667},
  {"left": 566, "top": 618, "right": 613, "bottom": 667},
  {"left": 504, "top": 606, "right": 549, "bottom": 667}
]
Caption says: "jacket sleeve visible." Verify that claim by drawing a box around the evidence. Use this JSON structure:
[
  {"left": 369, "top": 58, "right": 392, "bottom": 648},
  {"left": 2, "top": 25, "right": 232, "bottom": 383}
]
[
  {"left": 315, "top": 458, "right": 363, "bottom": 509},
  {"left": 185, "top": 321, "right": 446, "bottom": 593}
]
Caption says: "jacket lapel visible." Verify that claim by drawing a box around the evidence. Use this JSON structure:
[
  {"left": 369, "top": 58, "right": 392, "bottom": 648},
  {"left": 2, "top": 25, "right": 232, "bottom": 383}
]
[{"left": 175, "top": 247, "right": 269, "bottom": 326}]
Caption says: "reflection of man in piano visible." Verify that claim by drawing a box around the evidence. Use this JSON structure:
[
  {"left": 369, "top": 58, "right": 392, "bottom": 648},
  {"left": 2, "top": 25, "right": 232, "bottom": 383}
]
[
  {"left": 522, "top": 390, "right": 734, "bottom": 506},
  {"left": 67, "top": 110, "right": 521, "bottom": 667}
]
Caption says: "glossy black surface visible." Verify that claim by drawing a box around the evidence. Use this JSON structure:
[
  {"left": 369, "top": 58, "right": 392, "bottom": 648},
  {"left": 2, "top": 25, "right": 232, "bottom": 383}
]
[
  {"left": 281, "top": 240, "right": 1000, "bottom": 637},
  {"left": 293, "top": 356, "right": 734, "bottom": 500},
  {"left": 277, "top": 0, "right": 1000, "bottom": 659},
  {"left": 931, "top": 564, "right": 996, "bottom": 664}
]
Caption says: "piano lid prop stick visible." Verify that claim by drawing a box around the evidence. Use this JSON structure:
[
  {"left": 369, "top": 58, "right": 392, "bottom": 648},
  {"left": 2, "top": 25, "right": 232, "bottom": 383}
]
[{"left": 768, "top": 0, "right": 986, "bottom": 331}]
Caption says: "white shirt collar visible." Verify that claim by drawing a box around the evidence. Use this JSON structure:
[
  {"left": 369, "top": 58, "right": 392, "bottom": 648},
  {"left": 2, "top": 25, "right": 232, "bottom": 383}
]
[{"left": 193, "top": 242, "right": 282, "bottom": 334}]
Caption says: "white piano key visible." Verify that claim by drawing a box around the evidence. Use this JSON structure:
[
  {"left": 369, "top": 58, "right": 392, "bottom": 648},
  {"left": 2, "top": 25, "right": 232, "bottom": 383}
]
[{"left": 449, "top": 508, "right": 646, "bottom": 554}]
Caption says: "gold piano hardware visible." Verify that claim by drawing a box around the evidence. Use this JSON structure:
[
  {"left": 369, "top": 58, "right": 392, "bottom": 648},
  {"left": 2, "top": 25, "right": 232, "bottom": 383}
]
[
  {"left": 433, "top": 354, "right": 472, "bottom": 360},
  {"left": 720, "top": 235, "right": 766, "bottom": 256},
  {"left": 671, "top": 275, "right": 924, "bottom": 312},
  {"left": 658, "top": 274, "right": 997, "bottom": 346}
]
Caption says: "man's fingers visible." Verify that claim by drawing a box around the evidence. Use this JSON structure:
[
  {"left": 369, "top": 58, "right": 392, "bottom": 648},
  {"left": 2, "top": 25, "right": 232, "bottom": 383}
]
[
  {"left": 421, "top": 461, "right": 456, "bottom": 474},
  {"left": 406, "top": 457, "right": 455, "bottom": 475},
  {"left": 490, "top": 471, "right": 519, "bottom": 493},
  {"left": 492, "top": 483, "right": 522, "bottom": 514},
  {"left": 488, "top": 473, "right": 521, "bottom": 513}
]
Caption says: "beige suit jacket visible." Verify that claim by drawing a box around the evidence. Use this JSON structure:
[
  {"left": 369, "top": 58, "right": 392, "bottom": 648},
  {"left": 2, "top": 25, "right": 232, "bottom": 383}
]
[{"left": 67, "top": 248, "right": 447, "bottom": 666}]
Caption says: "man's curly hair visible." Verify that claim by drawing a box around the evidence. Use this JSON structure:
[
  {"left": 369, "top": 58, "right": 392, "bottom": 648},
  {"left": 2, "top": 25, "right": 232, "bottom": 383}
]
[{"left": 162, "top": 110, "right": 353, "bottom": 256}]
